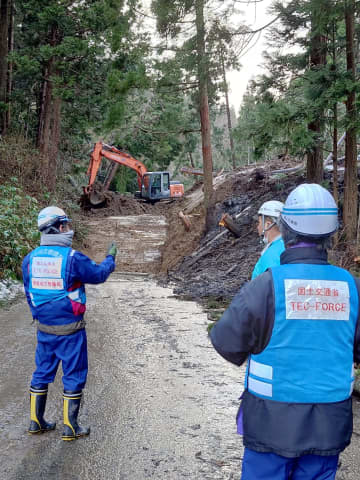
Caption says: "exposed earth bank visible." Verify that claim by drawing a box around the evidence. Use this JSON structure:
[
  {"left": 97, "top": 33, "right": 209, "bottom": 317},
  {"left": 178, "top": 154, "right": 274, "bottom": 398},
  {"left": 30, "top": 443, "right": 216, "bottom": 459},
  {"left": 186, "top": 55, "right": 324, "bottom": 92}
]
[{"left": 80, "top": 166, "right": 308, "bottom": 301}]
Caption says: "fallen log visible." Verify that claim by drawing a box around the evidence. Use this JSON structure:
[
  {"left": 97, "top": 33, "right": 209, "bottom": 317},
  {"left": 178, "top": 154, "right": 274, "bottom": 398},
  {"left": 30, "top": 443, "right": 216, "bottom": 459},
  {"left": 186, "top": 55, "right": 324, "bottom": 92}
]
[
  {"left": 178, "top": 211, "right": 191, "bottom": 231},
  {"left": 219, "top": 213, "right": 242, "bottom": 238},
  {"left": 225, "top": 264, "right": 237, "bottom": 275},
  {"left": 272, "top": 163, "right": 304, "bottom": 175},
  {"left": 181, "top": 166, "right": 225, "bottom": 177},
  {"left": 183, "top": 171, "right": 231, "bottom": 214},
  {"left": 184, "top": 206, "right": 251, "bottom": 268}
]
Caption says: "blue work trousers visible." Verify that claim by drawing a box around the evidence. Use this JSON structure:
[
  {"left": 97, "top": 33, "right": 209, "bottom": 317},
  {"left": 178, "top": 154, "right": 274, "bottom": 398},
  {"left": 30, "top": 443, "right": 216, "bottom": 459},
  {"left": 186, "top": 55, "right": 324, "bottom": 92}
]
[
  {"left": 31, "top": 329, "right": 88, "bottom": 391},
  {"left": 241, "top": 448, "right": 339, "bottom": 480}
]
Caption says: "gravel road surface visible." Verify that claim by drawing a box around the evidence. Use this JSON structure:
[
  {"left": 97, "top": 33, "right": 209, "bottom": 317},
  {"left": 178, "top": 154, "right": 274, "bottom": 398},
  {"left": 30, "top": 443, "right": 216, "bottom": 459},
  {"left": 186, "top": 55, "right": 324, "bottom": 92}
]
[{"left": 1, "top": 276, "right": 360, "bottom": 479}]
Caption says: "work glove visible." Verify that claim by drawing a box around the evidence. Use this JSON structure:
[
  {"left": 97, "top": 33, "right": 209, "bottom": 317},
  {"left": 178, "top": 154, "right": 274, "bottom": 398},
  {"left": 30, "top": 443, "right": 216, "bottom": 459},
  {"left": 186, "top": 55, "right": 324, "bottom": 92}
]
[{"left": 107, "top": 242, "right": 117, "bottom": 259}]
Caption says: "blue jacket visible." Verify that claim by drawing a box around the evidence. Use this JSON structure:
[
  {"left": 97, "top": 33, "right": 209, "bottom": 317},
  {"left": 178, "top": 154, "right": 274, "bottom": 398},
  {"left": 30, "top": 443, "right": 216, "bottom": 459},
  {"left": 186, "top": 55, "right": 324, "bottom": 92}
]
[
  {"left": 23, "top": 246, "right": 115, "bottom": 331},
  {"left": 210, "top": 247, "right": 360, "bottom": 458},
  {"left": 251, "top": 236, "right": 285, "bottom": 280}
]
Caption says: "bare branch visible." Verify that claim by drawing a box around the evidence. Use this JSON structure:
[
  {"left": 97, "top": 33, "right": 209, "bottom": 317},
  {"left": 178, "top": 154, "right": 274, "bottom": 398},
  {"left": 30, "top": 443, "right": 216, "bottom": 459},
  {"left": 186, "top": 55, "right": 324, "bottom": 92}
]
[
  {"left": 132, "top": 6, "right": 157, "bottom": 19},
  {"left": 232, "top": 0, "right": 267, "bottom": 3},
  {"left": 156, "top": 81, "right": 199, "bottom": 88},
  {"left": 138, "top": 126, "right": 201, "bottom": 135},
  {"left": 132, "top": 6, "right": 194, "bottom": 23},
  {"left": 232, "top": 14, "right": 281, "bottom": 35}
]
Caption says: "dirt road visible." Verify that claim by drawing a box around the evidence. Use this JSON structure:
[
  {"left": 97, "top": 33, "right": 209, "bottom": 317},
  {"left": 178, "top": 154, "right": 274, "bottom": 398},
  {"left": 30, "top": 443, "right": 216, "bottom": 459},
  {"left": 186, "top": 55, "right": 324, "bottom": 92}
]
[
  {"left": 83, "top": 214, "right": 168, "bottom": 273},
  {"left": 1, "top": 213, "right": 360, "bottom": 479},
  {"left": 0, "top": 274, "right": 245, "bottom": 479}
]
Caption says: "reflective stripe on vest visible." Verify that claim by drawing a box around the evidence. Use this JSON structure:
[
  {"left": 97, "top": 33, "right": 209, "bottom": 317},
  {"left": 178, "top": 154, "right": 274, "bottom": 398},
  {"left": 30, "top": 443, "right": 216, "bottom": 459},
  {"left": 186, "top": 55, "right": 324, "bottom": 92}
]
[{"left": 246, "top": 263, "right": 358, "bottom": 403}]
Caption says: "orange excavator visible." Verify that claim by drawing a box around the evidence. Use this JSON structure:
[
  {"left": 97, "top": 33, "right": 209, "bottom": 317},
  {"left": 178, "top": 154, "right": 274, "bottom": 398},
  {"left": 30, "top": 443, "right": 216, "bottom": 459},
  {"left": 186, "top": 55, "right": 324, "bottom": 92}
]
[{"left": 82, "top": 141, "right": 184, "bottom": 207}]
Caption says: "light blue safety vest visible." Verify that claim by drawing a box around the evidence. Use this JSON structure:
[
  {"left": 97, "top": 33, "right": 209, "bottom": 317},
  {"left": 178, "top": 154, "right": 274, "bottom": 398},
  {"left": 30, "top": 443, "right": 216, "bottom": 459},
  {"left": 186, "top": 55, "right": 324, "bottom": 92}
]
[
  {"left": 28, "top": 246, "right": 85, "bottom": 308},
  {"left": 246, "top": 263, "right": 358, "bottom": 403},
  {"left": 251, "top": 236, "right": 285, "bottom": 280}
]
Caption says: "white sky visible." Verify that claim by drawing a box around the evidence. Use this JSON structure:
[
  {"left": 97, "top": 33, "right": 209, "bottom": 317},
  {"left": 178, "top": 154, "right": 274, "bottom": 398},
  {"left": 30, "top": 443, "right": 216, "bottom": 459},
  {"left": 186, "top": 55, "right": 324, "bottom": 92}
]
[
  {"left": 226, "top": 0, "right": 274, "bottom": 114},
  {"left": 142, "top": 0, "right": 275, "bottom": 115}
]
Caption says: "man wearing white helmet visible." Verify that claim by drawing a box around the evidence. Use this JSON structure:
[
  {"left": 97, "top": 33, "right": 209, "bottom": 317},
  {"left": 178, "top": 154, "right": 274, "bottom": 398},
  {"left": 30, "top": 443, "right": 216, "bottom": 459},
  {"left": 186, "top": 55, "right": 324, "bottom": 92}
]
[
  {"left": 210, "top": 184, "right": 360, "bottom": 479},
  {"left": 252, "top": 200, "right": 285, "bottom": 279},
  {"left": 22, "top": 206, "right": 117, "bottom": 441}
]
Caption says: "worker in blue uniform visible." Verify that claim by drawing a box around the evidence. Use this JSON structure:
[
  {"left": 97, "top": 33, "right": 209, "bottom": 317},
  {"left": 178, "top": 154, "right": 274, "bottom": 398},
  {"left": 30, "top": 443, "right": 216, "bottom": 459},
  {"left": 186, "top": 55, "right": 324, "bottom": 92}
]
[
  {"left": 210, "top": 184, "right": 360, "bottom": 479},
  {"left": 251, "top": 200, "right": 285, "bottom": 279},
  {"left": 22, "top": 206, "right": 117, "bottom": 441}
]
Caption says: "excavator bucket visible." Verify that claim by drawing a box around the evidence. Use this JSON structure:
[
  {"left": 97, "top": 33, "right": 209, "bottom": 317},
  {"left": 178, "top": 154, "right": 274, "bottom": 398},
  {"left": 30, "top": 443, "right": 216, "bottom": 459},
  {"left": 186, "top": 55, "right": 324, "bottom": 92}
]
[
  {"left": 80, "top": 185, "right": 109, "bottom": 209},
  {"left": 89, "top": 188, "right": 107, "bottom": 206}
]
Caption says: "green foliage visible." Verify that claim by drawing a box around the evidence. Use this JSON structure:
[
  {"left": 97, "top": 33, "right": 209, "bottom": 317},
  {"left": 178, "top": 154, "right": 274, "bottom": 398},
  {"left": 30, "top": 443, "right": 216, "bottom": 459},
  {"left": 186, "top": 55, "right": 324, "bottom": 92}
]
[
  {"left": 207, "top": 321, "right": 215, "bottom": 334},
  {"left": 0, "top": 181, "right": 39, "bottom": 280},
  {"left": 10, "top": 0, "right": 132, "bottom": 145},
  {"left": 111, "top": 166, "right": 138, "bottom": 194},
  {"left": 234, "top": 0, "right": 360, "bottom": 166},
  {"left": 103, "top": 53, "right": 200, "bottom": 172}
]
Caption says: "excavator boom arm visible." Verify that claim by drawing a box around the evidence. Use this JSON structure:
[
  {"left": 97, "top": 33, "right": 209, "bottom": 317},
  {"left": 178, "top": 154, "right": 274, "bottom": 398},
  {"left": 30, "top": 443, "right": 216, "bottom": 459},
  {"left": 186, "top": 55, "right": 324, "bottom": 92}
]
[{"left": 85, "top": 141, "right": 148, "bottom": 193}]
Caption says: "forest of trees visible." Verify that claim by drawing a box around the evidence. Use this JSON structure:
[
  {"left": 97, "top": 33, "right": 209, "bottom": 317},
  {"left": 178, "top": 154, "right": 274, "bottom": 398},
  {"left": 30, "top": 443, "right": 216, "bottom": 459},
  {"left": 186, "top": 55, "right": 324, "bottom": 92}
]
[
  {"left": 0, "top": 0, "right": 359, "bottom": 239},
  {"left": 234, "top": 0, "right": 360, "bottom": 242}
]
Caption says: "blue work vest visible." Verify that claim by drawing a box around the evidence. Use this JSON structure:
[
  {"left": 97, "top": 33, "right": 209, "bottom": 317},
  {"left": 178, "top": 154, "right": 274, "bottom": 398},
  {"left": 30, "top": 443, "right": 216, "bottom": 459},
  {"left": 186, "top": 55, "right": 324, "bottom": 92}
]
[
  {"left": 251, "top": 237, "right": 285, "bottom": 280},
  {"left": 246, "top": 263, "right": 358, "bottom": 403},
  {"left": 28, "top": 246, "right": 85, "bottom": 308}
]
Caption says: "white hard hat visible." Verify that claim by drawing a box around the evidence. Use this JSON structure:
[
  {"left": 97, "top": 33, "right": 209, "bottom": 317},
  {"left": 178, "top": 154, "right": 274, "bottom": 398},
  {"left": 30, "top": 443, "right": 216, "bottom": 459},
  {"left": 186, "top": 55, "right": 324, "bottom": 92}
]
[
  {"left": 258, "top": 200, "right": 284, "bottom": 219},
  {"left": 281, "top": 183, "right": 338, "bottom": 236},
  {"left": 38, "top": 206, "right": 70, "bottom": 232}
]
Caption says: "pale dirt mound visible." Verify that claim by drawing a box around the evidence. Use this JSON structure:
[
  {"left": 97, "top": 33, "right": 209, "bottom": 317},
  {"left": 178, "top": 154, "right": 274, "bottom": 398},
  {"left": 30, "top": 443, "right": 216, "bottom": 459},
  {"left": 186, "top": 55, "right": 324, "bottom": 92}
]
[
  {"left": 82, "top": 214, "right": 168, "bottom": 274},
  {"left": 80, "top": 191, "right": 205, "bottom": 275}
]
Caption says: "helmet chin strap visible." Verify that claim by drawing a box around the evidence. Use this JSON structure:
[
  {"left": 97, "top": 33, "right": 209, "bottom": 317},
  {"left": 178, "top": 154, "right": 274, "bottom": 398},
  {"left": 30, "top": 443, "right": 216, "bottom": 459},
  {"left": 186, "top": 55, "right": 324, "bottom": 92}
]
[{"left": 261, "top": 215, "right": 277, "bottom": 244}]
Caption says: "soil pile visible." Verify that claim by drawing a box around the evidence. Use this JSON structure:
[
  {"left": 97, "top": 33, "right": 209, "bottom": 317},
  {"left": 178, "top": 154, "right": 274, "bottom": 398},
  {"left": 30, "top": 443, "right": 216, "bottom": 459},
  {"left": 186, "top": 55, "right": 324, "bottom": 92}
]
[
  {"left": 81, "top": 192, "right": 166, "bottom": 217},
  {"left": 164, "top": 169, "right": 307, "bottom": 300}
]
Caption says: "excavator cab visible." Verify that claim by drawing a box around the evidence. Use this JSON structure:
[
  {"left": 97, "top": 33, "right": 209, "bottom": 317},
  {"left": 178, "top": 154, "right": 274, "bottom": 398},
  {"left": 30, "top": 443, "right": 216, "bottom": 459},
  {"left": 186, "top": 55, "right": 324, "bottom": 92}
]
[{"left": 141, "top": 172, "right": 170, "bottom": 202}]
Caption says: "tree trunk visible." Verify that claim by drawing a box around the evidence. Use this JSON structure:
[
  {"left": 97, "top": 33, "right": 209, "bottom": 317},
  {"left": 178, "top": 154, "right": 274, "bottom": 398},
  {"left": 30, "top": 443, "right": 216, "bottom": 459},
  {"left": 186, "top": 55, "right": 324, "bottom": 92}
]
[
  {"left": 221, "top": 54, "right": 236, "bottom": 169},
  {"left": 5, "top": 0, "right": 13, "bottom": 129},
  {"left": 36, "top": 25, "right": 62, "bottom": 189},
  {"left": 332, "top": 108, "right": 339, "bottom": 206},
  {"left": 332, "top": 103, "right": 339, "bottom": 247},
  {"left": 188, "top": 152, "right": 195, "bottom": 168},
  {"left": 344, "top": 0, "right": 357, "bottom": 242},
  {"left": 306, "top": 2, "right": 327, "bottom": 183},
  {"left": 104, "top": 163, "right": 119, "bottom": 191},
  {"left": 195, "top": 0, "right": 215, "bottom": 232},
  {"left": 307, "top": 119, "right": 324, "bottom": 182},
  {"left": 47, "top": 95, "right": 62, "bottom": 191},
  {"left": 37, "top": 58, "right": 54, "bottom": 172},
  {"left": 331, "top": 22, "right": 339, "bottom": 211},
  {"left": 0, "top": 0, "right": 10, "bottom": 134}
]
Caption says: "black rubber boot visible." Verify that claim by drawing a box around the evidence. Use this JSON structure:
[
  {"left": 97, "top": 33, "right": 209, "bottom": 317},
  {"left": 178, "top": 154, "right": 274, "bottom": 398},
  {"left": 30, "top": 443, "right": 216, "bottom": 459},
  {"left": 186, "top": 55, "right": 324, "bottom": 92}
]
[
  {"left": 62, "top": 391, "right": 90, "bottom": 441},
  {"left": 28, "top": 386, "right": 56, "bottom": 434}
]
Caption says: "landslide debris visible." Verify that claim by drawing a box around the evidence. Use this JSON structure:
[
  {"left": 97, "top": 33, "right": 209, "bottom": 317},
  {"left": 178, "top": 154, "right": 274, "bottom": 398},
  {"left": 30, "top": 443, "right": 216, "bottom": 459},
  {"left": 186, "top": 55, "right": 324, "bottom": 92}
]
[
  {"left": 162, "top": 169, "right": 306, "bottom": 301},
  {"left": 79, "top": 164, "right": 344, "bottom": 303}
]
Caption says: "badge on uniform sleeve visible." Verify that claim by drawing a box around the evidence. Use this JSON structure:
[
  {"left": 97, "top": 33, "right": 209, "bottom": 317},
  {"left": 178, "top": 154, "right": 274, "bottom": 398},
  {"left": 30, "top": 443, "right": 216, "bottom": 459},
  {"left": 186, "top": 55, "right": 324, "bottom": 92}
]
[{"left": 285, "top": 279, "right": 350, "bottom": 321}]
